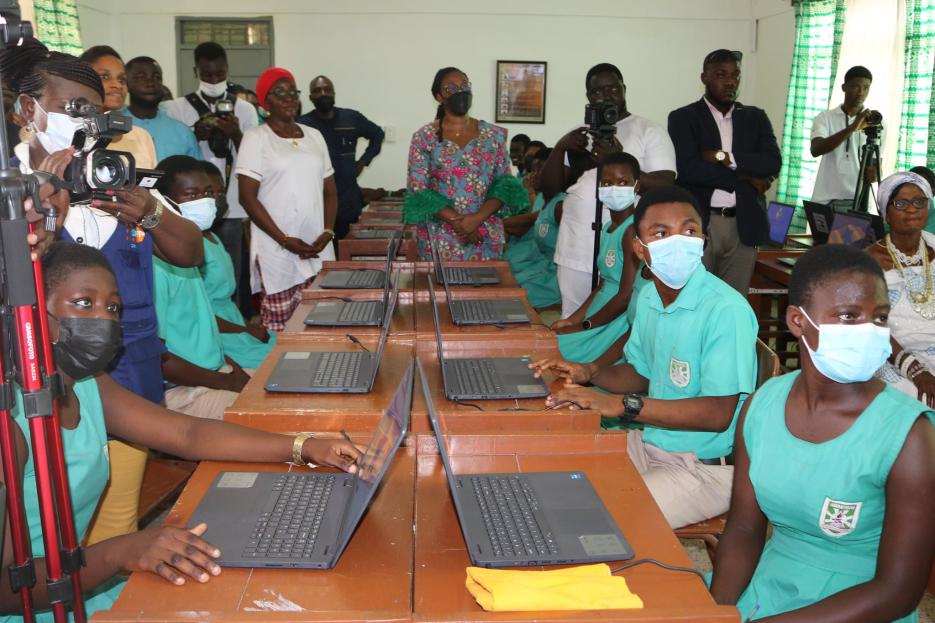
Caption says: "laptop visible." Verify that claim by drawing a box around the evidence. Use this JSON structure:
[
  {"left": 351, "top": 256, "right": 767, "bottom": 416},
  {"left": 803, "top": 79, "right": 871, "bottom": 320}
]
[
  {"left": 803, "top": 201, "right": 835, "bottom": 245},
  {"left": 265, "top": 277, "right": 398, "bottom": 393},
  {"left": 319, "top": 231, "right": 402, "bottom": 289},
  {"left": 428, "top": 227, "right": 499, "bottom": 286},
  {"left": 304, "top": 267, "right": 398, "bottom": 327},
  {"left": 827, "top": 211, "right": 878, "bottom": 249},
  {"left": 417, "top": 361, "right": 632, "bottom": 567},
  {"left": 188, "top": 363, "right": 413, "bottom": 569},
  {"left": 766, "top": 201, "right": 796, "bottom": 247},
  {"left": 428, "top": 275, "right": 547, "bottom": 400},
  {"left": 354, "top": 229, "right": 402, "bottom": 239}
]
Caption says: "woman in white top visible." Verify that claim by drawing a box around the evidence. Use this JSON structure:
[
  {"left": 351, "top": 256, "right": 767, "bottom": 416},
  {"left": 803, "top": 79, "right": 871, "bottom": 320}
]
[{"left": 237, "top": 67, "right": 337, "bottom": 330}]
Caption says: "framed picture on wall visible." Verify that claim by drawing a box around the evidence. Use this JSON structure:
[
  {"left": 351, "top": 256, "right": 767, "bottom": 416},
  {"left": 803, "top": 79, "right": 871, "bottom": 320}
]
[{"left": 495, "top": 60, "right": 547, "bottom": 124}]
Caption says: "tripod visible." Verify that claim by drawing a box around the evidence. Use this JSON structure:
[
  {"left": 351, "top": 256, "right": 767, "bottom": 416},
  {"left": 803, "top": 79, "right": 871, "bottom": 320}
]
[
  {"left": 852, "top": 129, "right": 882, "bottom": 214},
  {"left": 591, "top": 165, "right": 605, "bottom": 290},
  {"left": 0, "top": 6, "right": 87, "bottom": 623}
]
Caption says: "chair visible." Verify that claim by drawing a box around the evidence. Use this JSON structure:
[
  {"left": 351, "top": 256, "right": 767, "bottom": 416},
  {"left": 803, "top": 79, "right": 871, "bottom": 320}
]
[{"left": 675, "top": 339, "right": 782, "bottom": 559}]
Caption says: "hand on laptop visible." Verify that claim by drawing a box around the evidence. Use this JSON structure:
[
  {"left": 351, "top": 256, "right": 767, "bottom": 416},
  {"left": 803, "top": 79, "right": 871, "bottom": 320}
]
[
  {"left": 303, "top": 438, "right": 362, "bottom": 474},
  {"left": 119, "top": 522, "right": 221, "bottom": 586},
  {"left": 546, "top": 386, "right": 625, "bottom": 418},
  {"left": 529, "top": 358, "right": 595, "bottom": 385}
]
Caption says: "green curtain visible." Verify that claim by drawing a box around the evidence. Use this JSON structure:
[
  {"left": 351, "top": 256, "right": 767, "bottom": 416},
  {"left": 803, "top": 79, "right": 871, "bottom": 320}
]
[
  {"left": 895, "top": 0, "right": 935, "bottom": 171},
  {"left": 776, "top": 0, "right": 847, "bottom": 231},
  {"left": 33, "top": 0, "right": 82, "bottom": 56}
]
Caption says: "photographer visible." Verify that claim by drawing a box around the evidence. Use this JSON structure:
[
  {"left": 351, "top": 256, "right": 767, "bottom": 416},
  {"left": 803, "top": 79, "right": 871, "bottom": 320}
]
[
  {"left": 810, "top": 66, "right": 880, "bottom": 205},
  {"left": 543, "top": 63, "right": 675, "bottom": 317}
]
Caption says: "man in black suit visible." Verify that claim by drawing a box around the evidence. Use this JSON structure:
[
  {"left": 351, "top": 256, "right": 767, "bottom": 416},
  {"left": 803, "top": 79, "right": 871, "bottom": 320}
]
[{"left": 668, "top": 49, "right": 782, "bottom": 294}]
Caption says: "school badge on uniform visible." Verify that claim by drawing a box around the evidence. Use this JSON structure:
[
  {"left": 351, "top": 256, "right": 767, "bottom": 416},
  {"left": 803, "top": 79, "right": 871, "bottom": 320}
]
[
  {"left": 669, "top": 357, "right": 690, "bottom": 388},
  {"left": 819, "top": 497, "right": 862, "bottom": 537},
  {"left": 604, "top": 249, "right": 616, "bottom": 268},
  {"left": 538, "top": 223, "right": 549, "bottom": 238}
]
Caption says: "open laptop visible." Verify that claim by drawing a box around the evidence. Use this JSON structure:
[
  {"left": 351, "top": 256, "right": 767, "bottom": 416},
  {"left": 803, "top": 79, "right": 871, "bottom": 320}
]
[
  {"left": 766, "top": 201, "right": 796, "bottom": 247},
  {"left": 428, "top": 227, "right": 499, "bottom": 286},
  {"left": 429, "top": 275, "right": 547, "bottom": 400},
  {"left": 265, "top": 277, "right": 398, "bottom": 393},
  {"left": 304, "top": 267, "right": 398, "bottom": 327},
  {"left": 827, "top": 211, "right": 879, "bottom": 249},
  {"left": 803, "top": 201, "right": 835, "bottom": 245},
  {"left": 417, "top": 361, "right": 632, "bottom": 567},
  {"left": 189, "top": 363, "right": 413, "bottom": 569},
  {"left": 320, "top": 231, "right": 401, "bottom": 289}
]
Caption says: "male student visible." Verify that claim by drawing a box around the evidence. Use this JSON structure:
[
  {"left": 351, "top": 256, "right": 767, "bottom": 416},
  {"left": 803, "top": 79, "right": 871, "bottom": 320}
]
[{"left": 533, "top": 186, "right": 758, "bottom": 528}]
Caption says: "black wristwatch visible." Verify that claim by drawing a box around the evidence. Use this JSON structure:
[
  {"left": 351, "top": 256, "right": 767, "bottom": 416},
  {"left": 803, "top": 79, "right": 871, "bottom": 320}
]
[
  {"left": 581, "top": 319, "right": 593, "bottom": 330},
  {"left": 619, "top": 393, "right": 643, "bottom": 424}
]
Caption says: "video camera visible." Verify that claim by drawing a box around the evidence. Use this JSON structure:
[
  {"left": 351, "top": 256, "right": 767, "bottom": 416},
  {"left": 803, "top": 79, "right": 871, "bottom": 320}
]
[
  {"left": 863, "top": 110, "right": 883, "bottom": 141},
  {"left": 584, "top": 101, "right": 620, "bottom": 142}
]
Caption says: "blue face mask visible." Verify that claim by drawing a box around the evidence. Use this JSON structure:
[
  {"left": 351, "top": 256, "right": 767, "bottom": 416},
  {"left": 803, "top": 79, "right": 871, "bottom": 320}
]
[
  {"left": 799, "top": 307, "right": 891, "bottom": 383},
  {"left": 639, "top": 234, "right": 704, "bottom": 289},
  {"left": 177, "top": 197, "right": 217, "bottom": 231},
  {"left": 598, "top": 185, "right": 636, "bottom": 212}
]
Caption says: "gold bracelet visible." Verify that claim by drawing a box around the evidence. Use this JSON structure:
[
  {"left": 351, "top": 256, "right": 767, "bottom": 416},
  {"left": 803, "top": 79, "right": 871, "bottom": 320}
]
[{"left": 292, "top": 433, "right": 315, "bottom": 467}]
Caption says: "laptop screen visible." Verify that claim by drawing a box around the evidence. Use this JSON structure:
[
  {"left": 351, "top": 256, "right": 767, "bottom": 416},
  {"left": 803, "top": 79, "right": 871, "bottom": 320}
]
[
  {"left": 767, "top": 202, "right": 795, "bottom": 245},
  {"left": 804, "top": 201, "right": 833, "bottom": 236},
  {"left": 416, "top": 361, "right": 465, "bottom": 505},
  {"left": 828, "top": 213, "right": 872, "bottom": 248},
  {"left": 383, "top": 230, "right": 402, "bottom": 275},
  {"left": 332, "top": 362, "right": 413, "bottom": 561},
  {"left": 427, "top": 275, "right": 447, "bottom": 364}
]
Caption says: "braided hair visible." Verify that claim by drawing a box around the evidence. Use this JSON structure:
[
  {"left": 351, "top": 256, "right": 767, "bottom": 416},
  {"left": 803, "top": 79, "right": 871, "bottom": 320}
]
[
  {"left": 0, "top": 39, "right": 104, "bottom": 101},
  {"left": 430, "top": 66, "right": 463, "bottom": 141}
]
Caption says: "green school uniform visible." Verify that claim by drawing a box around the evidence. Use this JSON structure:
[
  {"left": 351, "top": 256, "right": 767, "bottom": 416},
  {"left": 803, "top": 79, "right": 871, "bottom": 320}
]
[
  {"left": 558, "top": 217, "right": 632, "bottom": 363},
  {"left": 504, "top": 193, "right": 563, "bottom": 308},
  {"left": 201, "top": 236, "right": 275, "bottom": 368},
  {"left": 924, "top": 200, "right": 935, "bottom": 235},
  {"left": 154, "top": 257, "right": 225, "bottom": 372},
  {"left": 623, "top": 264, "right": 758, "bottom": 459},
  {"left": 2, "top": 378, "right": 124, "bottom": 622},
  {"left": 736, "top": 372, "right": 934, "bottom": 622}
]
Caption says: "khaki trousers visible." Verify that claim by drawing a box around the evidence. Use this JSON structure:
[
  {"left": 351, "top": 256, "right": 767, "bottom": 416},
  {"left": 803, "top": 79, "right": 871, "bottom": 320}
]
[{"left": 702, "top": 213, "right": 757, "bottom": 296}]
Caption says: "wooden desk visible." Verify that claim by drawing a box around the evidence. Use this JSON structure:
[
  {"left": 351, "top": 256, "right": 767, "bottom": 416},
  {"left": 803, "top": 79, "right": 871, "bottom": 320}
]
[
  {"left": 95, "top": 457, "right": 415, "bottom": 623},
  {"left": 224, "top": 342, "right": 429, "bottom": 434},
  {"left": 412, "top": 433, "right": 739, "bottom": 622},
  {"left": 304, "top": 262, "right": 416, "bottom": 302},
  {"left": 749, "top": 253, "right": 799, "bottom": 369},
  {"left": 278, "top": 298, "right": 417, "bottom": 343},
  {"left": 366, "top": 200, "right": 404, "bottom": 212},
  {"left": 339, "top": 229, "right": 418, "bottom": 261}
]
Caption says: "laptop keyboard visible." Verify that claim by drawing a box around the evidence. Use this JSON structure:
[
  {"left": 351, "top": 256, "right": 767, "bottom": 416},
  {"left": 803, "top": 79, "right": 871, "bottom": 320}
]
[
  {"left": 337, "top": 301, "right": 377, "bottom": 323},
  {"left": 313, "top": 351, "right": 364, "bottom": 387},
  {"left": 444, "top": 267, "right": 476, "bottom": 284},
  {"left": 346, "top": 270, "right": 384, "bottom": 288},
  {"left": 450, "top": 359, "right": 502, "bottom": 396},
  {"left": 451, "top": 300, "right": 498, "bottom": 322},
  {"left": 243, "top": 473, "right": 336, "bottom": 559},
  {"left": 471, "top": 476, "right": 559, "bottom": 558}
]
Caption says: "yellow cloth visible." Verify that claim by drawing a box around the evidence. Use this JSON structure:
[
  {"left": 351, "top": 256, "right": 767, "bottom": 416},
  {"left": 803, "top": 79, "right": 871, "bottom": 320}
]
[
  {"left": 465, "top": 563, "right": 644, "bottom": 611},
  {"left": 85, "top": 440, "right": 148, "bottom": 544}
]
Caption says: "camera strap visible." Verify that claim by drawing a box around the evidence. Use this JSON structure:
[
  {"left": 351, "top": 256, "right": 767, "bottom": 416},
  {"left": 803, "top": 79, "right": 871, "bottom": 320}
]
[{"left": 185, "top": 92, "right": 237, "bottom": 189}]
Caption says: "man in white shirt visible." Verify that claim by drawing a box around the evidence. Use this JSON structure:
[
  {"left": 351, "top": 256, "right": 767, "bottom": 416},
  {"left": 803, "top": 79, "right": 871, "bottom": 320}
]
[
  {"left": 164, "top": 41, "right": 258, "bottom": 311},
  {"left": 540, "top": 63, "right": 676, "bottom": 317},
  {"left": 811, "top": 66, "right": 879, "bottom": 206}
]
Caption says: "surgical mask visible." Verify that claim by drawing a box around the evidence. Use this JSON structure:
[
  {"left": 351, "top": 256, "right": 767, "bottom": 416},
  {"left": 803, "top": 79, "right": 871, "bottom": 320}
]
[
  {"left": 177, "top": 197, "right": 217, "bottom": 231},
  {"left": 599, "top": 185, "right": 636, "bottom": 212},
  {"left": 53, "top": 317, "right": 122, "bottom": 380},
  {"left": 798, "top": 308, "right": 891, "bottom": 383},
  {"left": 639, "top": 235, "right": 704, "bottom": 289},
  {"left": 445, "top": 91, "right": 472, "bottom": 116},
  {"left": 33, "top": 99, "right": 84, "bottom": 154},
  {"left": 312, "top": 95, "right": 334, "bottom": 113},
  {"left": 199, "top": 80, "right": 227, "bottom": 99}
]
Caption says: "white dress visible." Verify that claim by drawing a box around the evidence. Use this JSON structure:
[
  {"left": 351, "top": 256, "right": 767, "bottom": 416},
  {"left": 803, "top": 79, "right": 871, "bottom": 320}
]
[{"left": 234, "top": 124, "right": 335, "bottom": 295}]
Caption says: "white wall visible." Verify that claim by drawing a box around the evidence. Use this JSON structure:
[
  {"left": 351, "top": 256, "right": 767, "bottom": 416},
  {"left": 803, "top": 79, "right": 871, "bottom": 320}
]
[{"left": 76, "top": 0, "right": 796, "bottom": 189}]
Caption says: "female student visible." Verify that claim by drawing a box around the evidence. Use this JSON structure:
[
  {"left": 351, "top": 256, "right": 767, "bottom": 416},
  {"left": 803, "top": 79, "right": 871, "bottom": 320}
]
[
  {"left": 710, "top": 243, "right": 935, "bottom": 622},
  {"left": 0, "top": 242, "right": 359, "bottom": 622},
  {"left": 552, "top": 152, "right": 646, "bottom": 363}
]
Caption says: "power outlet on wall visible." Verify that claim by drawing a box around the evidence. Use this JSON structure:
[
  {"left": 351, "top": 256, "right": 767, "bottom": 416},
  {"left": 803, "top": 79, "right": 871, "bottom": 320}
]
[{"left": 382, "top": 125, "right": 397, "bottom": 143}]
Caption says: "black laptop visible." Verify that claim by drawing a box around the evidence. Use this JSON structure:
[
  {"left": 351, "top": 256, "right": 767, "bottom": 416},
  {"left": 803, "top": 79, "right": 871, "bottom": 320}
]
[
  {"left": 319, "top": 231, "right": 401, "bottom": 289},
  {"left": 429, "top": 275, "right": 547, "bottom": 400},
  {"left": 304, "top": 265, "right": 397, "bottom": 326},
  {"left": 803, "top": 201, "right": 835, "bottom": 245},
  {"left": 188, "top": 363, "right": 413, "bottom": 569},
  {"left": 428, "top": 225, "right": 499, "bottom": 286},
  {"left": 417, "top": 361, "right": 632, "bottom": 567}
]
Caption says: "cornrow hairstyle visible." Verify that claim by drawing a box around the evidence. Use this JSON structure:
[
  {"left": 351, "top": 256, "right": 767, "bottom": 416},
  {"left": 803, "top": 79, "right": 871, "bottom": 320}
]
[
  {"left": 80, "top": 45, "right": 122, "bottom": 64},
  {"left": 788, "top": 243, "right": 884, "bottom": 309},
  {"left": 42, "top": 241, "right": 115, "bottom": 293},
  {"left": 430, "top": 66, "right": 462, "bottom": 141},
  {"left": 194, "top": 42, "right": 227, "bottom": 64},
  {"left": 0, "top": 38, "right": 104, "bottom": 101},
  {"left": 155, "top": 155, "right": 204, "bottom": 196}
]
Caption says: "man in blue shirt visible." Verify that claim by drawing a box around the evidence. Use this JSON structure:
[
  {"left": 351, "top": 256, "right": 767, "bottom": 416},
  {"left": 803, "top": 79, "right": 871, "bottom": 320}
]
[
  {"left": 297, "top": 76, "right": 385, "bottom": 240},
  {"left": 123, "top": 56, "right": 202, "bottom": 162}
]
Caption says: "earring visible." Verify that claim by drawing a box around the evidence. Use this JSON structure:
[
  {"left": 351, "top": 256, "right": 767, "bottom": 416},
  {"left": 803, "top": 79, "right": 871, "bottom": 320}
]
[{"left": 18, "top": 122, "right": 35, "bottom": 143}]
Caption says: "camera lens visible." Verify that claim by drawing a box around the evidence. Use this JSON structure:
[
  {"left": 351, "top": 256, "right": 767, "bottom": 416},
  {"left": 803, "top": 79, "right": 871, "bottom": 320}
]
[
  {"left": 867, "top": 110, "right": 882, "bottom": 125},
  {"left": 88, "top": 152, "right": 128, "bottom": 189},
  {"left": 602, "top": 104, "right": 620, "bottom": 125}
]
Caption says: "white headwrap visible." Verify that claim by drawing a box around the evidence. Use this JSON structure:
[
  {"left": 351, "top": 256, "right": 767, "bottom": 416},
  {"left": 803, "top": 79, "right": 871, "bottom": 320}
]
[{"left": 877, "top": 171, "right": 933, "bottom": 220}]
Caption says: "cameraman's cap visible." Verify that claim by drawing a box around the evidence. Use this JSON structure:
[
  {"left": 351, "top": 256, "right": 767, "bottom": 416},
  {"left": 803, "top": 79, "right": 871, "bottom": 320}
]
[
  {"left": 255, "top": 67, "right": 295, "bottom": 111},
  {"left": 703, "top": 49, "right": 743, "bottom": 68}
]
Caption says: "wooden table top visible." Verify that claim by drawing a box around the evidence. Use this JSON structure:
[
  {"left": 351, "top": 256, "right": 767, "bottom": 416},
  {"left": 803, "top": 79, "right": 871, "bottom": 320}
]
[{"left": 278, "top": 298, "right": 418, "bottom": 343}]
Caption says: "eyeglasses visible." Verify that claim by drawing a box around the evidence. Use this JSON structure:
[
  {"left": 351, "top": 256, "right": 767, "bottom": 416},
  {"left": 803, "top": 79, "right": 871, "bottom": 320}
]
[
  {"left": 269, "top": 88, "right": 301, "bottom": 99},
  {"left": 889, "top": 197, "right": 930, "bottom": 210},
  {"left": 441, "top": 81, "right": 471, "bottom": 96}
]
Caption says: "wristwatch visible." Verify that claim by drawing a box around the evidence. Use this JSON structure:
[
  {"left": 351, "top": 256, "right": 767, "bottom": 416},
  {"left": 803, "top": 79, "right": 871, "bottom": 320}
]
[
  {"left": 581, "top": 319, "right": 593, "bottom": 330},
  {"left": 138, "top": 199, "right": 164, "bottom": 230},
  {"left": 619, "top": 393, "right": 643, "bottom": 425},
  {"left": 715, "top": 150, "right": 728, "bottom": 163}
]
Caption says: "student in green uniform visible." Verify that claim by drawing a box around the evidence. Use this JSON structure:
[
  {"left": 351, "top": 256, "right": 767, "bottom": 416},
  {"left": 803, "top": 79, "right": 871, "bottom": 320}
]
[
  {"left": 0, "top": 242, "right": 360, "bottom": 623},
  {"left": 502, "top": 148, "right": 563, "bottom": 308},
  {"left": 711, "top": 243, "right": 935, "bottom": 622},
  {"left": 531, "top": 186, "right": 758, "bottom": 528},
  {"left": 553, "top": 152, "right": 641, "bottom": 363}
]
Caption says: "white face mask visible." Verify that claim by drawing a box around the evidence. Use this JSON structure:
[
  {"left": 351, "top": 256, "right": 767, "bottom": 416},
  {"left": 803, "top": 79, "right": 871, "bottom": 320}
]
[
  {"left": 33, "top": 99, "right": 85, "bottom": 154},
  {"left": 199, "top": 80, "right": 227, "bottom": 99}
]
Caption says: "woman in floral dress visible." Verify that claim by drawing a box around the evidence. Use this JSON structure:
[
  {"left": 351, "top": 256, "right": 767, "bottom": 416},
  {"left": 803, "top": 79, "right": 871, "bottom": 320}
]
[{"left": 404, "top": 66, "right": 527, "bottom": 260}]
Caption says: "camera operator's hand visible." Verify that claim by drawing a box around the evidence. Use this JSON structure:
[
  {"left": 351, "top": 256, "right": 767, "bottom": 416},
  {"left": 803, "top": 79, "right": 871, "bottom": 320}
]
[
  {"left": 36, "top": 146, "right": 75, "bottom": 180},
  {"left": 591, "top": 136, "right": 623, "bottom": 161},
  {"left": 215, "top": 114, "right": 242, "bottom": 141},
  {"left": 92, "top": 187, "right": 158, "bottom": 227},
  {"left": 193, "top": 117, "right": 214, "bottom": 141},
  {"left": 851, "top": 109, "right": 876, "bottom": 133},
  {"left": 26, "top": 182, "right": 70, "bottom": 261},
  {"left": 556, "top": 128, "right": 589, "bottom": 154}
]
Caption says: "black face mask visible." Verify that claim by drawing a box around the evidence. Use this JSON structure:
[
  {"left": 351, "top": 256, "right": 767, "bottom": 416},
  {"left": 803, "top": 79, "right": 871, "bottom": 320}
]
[
  {"left": 312, "top": 96, "right": 335, "bottom": 113},
  {"left": 53, "top": 317, "right": 122, "bottom": 380},
  {"left": 445, "top": 92, "right": 472, "bottom": 116}
]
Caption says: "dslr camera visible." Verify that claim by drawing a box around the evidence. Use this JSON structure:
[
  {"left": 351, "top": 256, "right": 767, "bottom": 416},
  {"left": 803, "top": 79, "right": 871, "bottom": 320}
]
[
  {"left": 863, "top": 109, "right": 883, "bottom": 140},
  {"left": 584, "top": 101, "right": 620, "bottom": 142},
  {"left": 60, "top": 98, "right": 159, "bottom": 203},
  {"left": 197, "top": 99, "right": 235, "bottom": 159}
]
